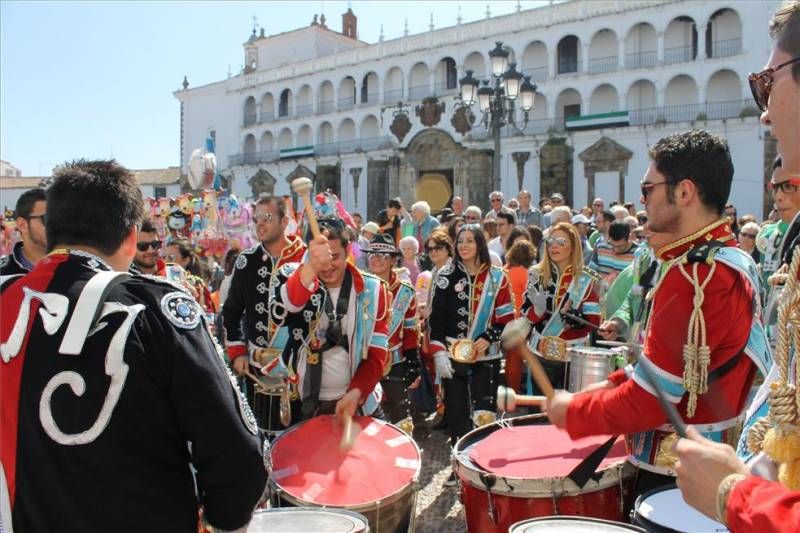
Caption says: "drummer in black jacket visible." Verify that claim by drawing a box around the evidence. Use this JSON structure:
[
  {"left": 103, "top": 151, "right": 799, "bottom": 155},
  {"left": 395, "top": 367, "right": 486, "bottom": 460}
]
[{"left": 0, "top": 160, "right": 265, "bottom": 533}]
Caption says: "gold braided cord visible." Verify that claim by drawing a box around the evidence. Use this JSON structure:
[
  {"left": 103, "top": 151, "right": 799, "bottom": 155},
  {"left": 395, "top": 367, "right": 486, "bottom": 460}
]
[
  {"left": 775, "top": 248, "right": 800, "bottom": 383},
  {"left": 654, "top": 218, "right": 731, "bottom": 260},
  {"left": 678, "top": 260, "right": 716, "bottom": 418},
  {"left": 747, "top": 416, "right": 772, "bottom": 454}
]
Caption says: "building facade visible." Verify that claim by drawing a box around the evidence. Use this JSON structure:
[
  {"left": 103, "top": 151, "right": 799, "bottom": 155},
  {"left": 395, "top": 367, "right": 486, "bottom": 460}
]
[{"left": 175, "top": 0, "right": 779, "bottom": 219}]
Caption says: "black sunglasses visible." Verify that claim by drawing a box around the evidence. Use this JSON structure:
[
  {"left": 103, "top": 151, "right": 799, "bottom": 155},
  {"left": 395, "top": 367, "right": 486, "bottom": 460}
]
[
  {"left": 26, "top": 214, "right": 47, "bottom": 224},
  {"left": 748, "top": 56, "right": 800, "bottom": 112},
  {"left": 136, "top": 240, "right": 162, "bottom": 252},
  {"left": 425, "top": 244, "right": 446, "bottom": 253},
  {"left": 641, "top": 181, "right": 670, "bottom": 200},
  {"left": 769, "top": 177, "right": 800, "bottom": 195}
]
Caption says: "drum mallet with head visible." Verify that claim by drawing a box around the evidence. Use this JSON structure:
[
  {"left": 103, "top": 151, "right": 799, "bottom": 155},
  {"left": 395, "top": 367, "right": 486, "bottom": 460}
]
[
  {"left": 496, "top": 385, "right": 547, "bottom": 412},
  {"left": 500, "top": 318, "right": 556, "bottom": 400},
  {"left": 291, "top": 177, "right": 321, "bottom": 239}
]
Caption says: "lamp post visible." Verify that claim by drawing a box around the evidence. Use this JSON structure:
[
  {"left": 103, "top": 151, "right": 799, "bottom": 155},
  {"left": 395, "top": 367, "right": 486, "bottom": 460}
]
[{"left": 459, "top": 41, "right": 537, "bottom": 194}]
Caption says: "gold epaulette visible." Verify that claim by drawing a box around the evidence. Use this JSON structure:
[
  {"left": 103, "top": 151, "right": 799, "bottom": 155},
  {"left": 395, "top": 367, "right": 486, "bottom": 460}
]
[{"left": 582, "top": 266, "right": 602, "bottom": 283}]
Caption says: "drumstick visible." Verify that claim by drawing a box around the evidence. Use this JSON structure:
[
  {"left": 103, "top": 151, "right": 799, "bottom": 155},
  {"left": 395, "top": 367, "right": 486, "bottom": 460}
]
[
  {"left": 561, "top": 312, "right": 600, "bottom": 330},
  {"left": 339, "top": 412, "right": 355, "bottom": 453},
  {"left": 496, "top": 385, "right": 546, "bottom": 412},
  {"left": 291, "top": 177, "right": 321, "bottom": 239}
]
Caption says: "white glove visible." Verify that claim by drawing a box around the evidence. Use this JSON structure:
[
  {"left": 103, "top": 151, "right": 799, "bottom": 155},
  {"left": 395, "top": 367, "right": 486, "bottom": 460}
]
[
  {"left": 434, "top": 351, "right": 454, "bottom": 380},
  {"left": 532, "top": 292, "right": 547, "bottom": 316}
]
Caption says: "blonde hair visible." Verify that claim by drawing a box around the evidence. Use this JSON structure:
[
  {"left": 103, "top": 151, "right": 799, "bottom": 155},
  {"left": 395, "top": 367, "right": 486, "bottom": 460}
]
[{"left": 534, "top": 222, "right": 584, "bottom": 283}]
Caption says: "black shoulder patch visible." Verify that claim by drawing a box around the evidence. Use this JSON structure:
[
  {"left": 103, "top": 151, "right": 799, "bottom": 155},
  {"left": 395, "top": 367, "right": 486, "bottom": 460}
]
[{"left": 685, "top": 240, "right": 725, "bottom": 265}]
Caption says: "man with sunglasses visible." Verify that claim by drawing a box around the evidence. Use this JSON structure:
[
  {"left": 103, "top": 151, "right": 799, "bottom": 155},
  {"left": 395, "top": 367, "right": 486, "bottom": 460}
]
[
  {"left": 485, "top": 191, "right": 514, "bottom": 221},
  {"left": 366, "top": 233, "right": 429, "bottom": 439},
  {"left": 222, "top": 194, "right": 306, "bottom": 434},
  {"left": 547, "top": 130, "right": 771, "bottom": 501},
  {"left": 262, "top": 218, "right": 390, "bottom": 425},
  {"left": 674, "top": 5, "right": 800, "bottom": 528},
  {"left": 1, "top": 188, "right": 47, "bottom": 277},
  {"left": 130, "top": 218, "right": 167, "bottom": 277}
]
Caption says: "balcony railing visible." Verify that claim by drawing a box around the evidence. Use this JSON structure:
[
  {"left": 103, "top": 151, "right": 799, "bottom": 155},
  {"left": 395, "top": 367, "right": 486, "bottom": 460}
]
[
  {"left": 338, "top": 97, "right": 356, "bottom": 111},
  {"left": 409, "top": 85, "right": 429, "bottom": 100},
  {"left": 360, "top": 92, "right": 380, "bottom": 106},
  {"left": 465, "top": 99, "right": 757, "bottom": 141},
  {"left": 384, "top": 89, "right": 403, "bottom": 103},
  {"left": 588, "top": 55, "right": 618, "bottom": 74},
  {"left": 557, "top": 58, "right": 579, "bottom": 75},
  {"left": 522, "top": 66, "right": 548, "bottom": 83},
  {"left": 230, "top": 136, "right": 396, "bottom": 166},
  {"left": 259, "top": 111, "right": 274, "bottom": 123},
  {"left": 434, "top": 82, "right": 458, "bottom": 95},
  {"left": 626, "top": 50, "right": 657, "bottom": 69},
  {"left": 710, "top": 38, "right": 742, "bottom": 59},
  {"left": 296, "top": 104, "right": 314, "bottom": 117},
  {"left": 664, "top": 45, "right": 694, "bottom": 65},
  {"left": 243, "top": 113, "right": 257, "bottom": 127},
  {"left": 318, "top": 100, "right": 334, "bottom": 114}
]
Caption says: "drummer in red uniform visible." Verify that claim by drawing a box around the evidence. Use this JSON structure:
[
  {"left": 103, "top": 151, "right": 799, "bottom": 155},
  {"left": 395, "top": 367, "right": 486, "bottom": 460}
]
[{"left": 546, "top": 129, "right": 772, "bottom": 495}]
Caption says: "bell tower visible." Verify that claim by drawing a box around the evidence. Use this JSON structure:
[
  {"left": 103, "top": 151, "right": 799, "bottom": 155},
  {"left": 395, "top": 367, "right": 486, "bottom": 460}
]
[{"left": 342, "top": 8, "right": 357, "bottom": 39}]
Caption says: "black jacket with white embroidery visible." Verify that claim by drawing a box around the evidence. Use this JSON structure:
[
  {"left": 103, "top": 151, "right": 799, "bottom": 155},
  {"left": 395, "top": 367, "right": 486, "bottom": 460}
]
[{"left": 0, "top": 251, "right": 265, "bottom": 533}]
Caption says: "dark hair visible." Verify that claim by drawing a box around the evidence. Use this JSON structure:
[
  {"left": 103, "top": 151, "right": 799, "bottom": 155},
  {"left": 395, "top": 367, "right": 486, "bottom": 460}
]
[
  {"left": 46, "top": 159, "right": 144, "bottom": 255},
  {"left": 426, "top": 228, "right": 454, "bottom": 257},
  {"left": 169, "top": 238, "right": 201, "bottom": 276},
  {"left": 496, "top": 212, "right": 515, "bottom": 226},
  {"left": 255, "top": 194, "right": 286, "bottom": 219},
  {"left": 601, "top": 210, "right": 616, "bottom": 223},
  {"left": 770, "top": 1, "right": 800, "bottom": 81},
  {"left": 139, "top": 218, "right": 157, "bottom": 235},
  {"left": 438, "top": 207, "right": 454, "bottom": 224},
  {"left": 506, "top": 239, "right": 537, "bottom": 268},
  {"left": 455, "top": 225, "right": 491, "bottom": 267},
  {"left": 506, "top": 226, "right": 531, "bottom": 249},
  {"left": 224, "top": 248, "right": 240, "bottom": 276},
  {"left": 387, "top": 199, "right": 401, "bottom": 210},
  {"left": 608, "top": 221, "right": 631, "bottom": 241},
  {"left": 15, "top": 187, "right": 47, "bottom": 220},
  {"left": 482, "top": 218, "right": 497, "bottom": 239},
  {"left": 316, "top": 218, "right": 350, "bottom": 248},
  {"left": 447, "top": 216, "right": 464, "bottom": 243},
  {"left": 647, "top": 130, "right": 733, "bottom": 215},
  {"left": 527, "top": 225, "right": 543, "bottom": 249}
]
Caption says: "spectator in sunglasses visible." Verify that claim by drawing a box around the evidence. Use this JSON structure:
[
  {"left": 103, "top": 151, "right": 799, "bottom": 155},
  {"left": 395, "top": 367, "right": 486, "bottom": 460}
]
[
  {"left": 485, "top": 191, "right": 514, "bottom": 221},
  {"left": 463, "top": 205, "right": 482, "bottom": 224},
  {"left": 130, "top": 218, "right": 166, "bottom": 276},
  {"left": 737, "top": 221, "right": 762, "bottom": 264},
  {"left": 1, "top": 187, "right": 47, "bottom": 276}
]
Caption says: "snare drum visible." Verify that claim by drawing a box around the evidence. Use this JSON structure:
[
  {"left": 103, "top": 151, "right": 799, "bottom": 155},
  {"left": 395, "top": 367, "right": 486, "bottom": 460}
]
[
  {"left": 269, "top": 415, "right": 420, "bottom": 533},
  {"left": 631, "top": 485, "right": 729, "bottom": 533},
  {"left": 453, "top": 414, "right": 635, "bottom": 533},
  {"left": 567, "top": 347, "right": 619, "bottom": 393},
  {"left": 248, "top": 507, "right": 369, "bottom": 532},
  {"left": 510, "top": 516, "right": 644, "bottom": 532}
]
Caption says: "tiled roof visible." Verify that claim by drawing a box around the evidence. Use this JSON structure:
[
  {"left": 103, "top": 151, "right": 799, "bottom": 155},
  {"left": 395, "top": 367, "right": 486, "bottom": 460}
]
[{"left": 0, "top": 167, "right": 182, "bottom": 188}]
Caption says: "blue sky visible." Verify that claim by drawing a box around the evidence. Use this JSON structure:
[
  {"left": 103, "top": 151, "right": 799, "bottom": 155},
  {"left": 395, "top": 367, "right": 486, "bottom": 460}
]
[{"left": 1, "top": 0, "right": 546, "bottom": 177}]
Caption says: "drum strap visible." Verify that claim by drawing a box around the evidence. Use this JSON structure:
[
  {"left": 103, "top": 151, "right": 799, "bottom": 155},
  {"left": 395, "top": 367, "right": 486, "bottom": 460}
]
[{"left": 301, "top": 272, "right": 353, "bottom": 419}]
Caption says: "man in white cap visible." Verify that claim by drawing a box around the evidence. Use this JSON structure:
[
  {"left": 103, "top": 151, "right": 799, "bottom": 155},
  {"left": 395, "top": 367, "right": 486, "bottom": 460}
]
[
  {"left": 356, "top": 221, "right": 380, "bottom": 270},
  {"left": 572, "top": 213, "right": 593, "bottom": 264}
]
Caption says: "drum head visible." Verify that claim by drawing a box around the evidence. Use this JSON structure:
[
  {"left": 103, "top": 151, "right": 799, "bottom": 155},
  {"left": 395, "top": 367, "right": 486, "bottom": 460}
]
[
  {"left": 469, "top": 423, "right": 626, "bottom": 479},
  {"left": 568, "top": 347, "right": 617, "bottom": 358},
  {"left": 248, "top": 507, "right": 368, "bottom": 532},
  {"left": 270, "top": 415, "right": 420, "bottom": 507},
  {"left": 510, "top": 516, "right": 644, "bottom": 532},
  {"left": 633, "top": 486, "right": 728, "bottom": 532}
]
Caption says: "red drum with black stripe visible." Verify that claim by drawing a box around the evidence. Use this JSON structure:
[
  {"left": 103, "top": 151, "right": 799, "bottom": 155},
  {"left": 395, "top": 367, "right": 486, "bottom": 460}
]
[
  {"left": 453, "top": 414, "right": 635, "bottom": 533},
  {"left": 269, "top": 415, "right": 420, "bottom": 533}
]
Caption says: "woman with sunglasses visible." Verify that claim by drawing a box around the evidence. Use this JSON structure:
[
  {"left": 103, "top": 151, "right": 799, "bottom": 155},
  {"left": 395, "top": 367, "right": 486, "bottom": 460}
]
[
  {"left": 521, "top": 222, "right": 601, "bottom": 392},
  {"left": 428, "top": 225, "right": 514, "bottom": 485},
  {"left": 738, "top": 221, "right": 762, "bottom": 264}
]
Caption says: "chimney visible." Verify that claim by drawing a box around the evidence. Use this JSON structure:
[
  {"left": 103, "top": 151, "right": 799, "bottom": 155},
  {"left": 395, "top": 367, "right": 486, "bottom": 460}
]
[{"left": 342, "top": 8, "right": 357, "bottom": 39}]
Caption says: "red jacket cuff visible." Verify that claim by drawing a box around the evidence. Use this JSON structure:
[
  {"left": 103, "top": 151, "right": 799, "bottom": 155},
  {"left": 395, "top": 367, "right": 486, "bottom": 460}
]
[
  {"left": 226, "top": 344, "right": 247, "bottom": 359},
  {"left": 607, "top": 369, "right": 627, "bottom": 386},
  {"left": 286, "top": 265, "right": 318, "bottom": 309},
  {"left": 727, "top": 474, "right": 800, "bottom": 532}
]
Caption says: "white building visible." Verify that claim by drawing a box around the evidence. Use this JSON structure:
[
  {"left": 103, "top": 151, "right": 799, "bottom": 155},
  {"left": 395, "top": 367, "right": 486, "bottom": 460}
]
[
  {"left": 0, "top": 160, "right": 22, "bottom": 178},
  {"left": 175, "top": 0, "right": 779, "bottom": 220}
]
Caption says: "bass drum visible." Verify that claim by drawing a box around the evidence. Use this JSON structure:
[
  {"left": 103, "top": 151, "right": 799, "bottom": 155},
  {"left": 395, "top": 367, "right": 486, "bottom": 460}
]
[
  {"left": 510, "top": 516, "right": 644, "bottom": 532},
  {"left": 248, "top": 507, "right": 369, "bottom": 532},
  {"left": 631, "top": 485, "right": 729, "bottom": 533}
]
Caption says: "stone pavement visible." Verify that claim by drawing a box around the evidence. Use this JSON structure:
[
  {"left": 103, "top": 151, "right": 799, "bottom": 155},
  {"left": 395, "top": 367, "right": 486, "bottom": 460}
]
[{"left": 411, "top": 421, "right": 467, "bottom": 532}]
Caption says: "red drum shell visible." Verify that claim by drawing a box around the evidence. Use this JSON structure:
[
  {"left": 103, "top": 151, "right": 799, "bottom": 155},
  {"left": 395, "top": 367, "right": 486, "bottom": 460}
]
[
  {"left": 269, "top": 415, "right": 420, "bottom": 532},
  {"left": 453, "top": 414, "right": 635, "bottom": 533}
]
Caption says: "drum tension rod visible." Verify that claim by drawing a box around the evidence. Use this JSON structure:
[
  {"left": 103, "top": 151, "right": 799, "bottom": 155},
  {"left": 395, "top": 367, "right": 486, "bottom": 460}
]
[{"left": 478, "top": 472, "right": 498, "bottom": 525}]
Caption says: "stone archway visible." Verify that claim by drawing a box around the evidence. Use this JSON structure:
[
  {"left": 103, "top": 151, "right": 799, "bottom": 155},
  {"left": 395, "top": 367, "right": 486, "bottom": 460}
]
[
  {"left": 397, "top": 129, "right": 492, "bottom": 213},
  {"left": 578, "top": 137, "right": 633, "bottom": 205}
]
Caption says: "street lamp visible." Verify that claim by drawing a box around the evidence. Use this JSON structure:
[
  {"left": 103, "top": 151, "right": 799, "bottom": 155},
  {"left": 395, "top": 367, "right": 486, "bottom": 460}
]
[{"left": 459, "top": 41, "right": 537, "bottom": 194}]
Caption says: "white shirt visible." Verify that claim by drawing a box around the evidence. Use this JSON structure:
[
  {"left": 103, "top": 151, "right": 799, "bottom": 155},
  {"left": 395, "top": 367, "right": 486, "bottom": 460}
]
[
  {"left": 488, "top": 236, "right": 505, "bottom": 262},
  {"left": 297, "top": 286, "right": 357, "bottom": 401}
]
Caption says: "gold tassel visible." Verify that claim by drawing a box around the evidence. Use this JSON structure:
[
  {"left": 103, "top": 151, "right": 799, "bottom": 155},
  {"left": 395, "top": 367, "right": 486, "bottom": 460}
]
[
  {"left": 779, "top": 457, "right": 800, "bottom": 490},
  {"left": 746, "top": 416, "right": 772, "bottom": 454}
]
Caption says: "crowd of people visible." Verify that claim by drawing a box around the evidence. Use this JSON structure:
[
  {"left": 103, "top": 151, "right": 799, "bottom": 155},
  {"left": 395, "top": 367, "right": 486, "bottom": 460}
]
[{"left": 0, "top": 2, "right": 798, "bottom": 531}]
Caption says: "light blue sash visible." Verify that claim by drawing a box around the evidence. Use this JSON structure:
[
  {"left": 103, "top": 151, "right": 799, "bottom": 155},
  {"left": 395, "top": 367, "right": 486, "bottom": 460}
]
[{"left": 468, "top": 266, "right": 504, "bottom": 340}]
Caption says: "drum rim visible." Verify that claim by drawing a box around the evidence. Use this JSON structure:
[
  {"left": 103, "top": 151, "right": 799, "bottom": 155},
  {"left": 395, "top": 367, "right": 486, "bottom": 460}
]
[
  {"left": 269, "top": 416, "right": 421, "bottom": 508},
  {"left": 631, "top": 483, "right": 729, "bottom": 531},
  {"left": 453, "top": 414, "right": 635, "bottom": 497},
  {"left": 509, "top": 515, "right": 646, "bottom": 531},
  {"left": 250, "top": 506, "right": 370, "bottom": 526}
]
